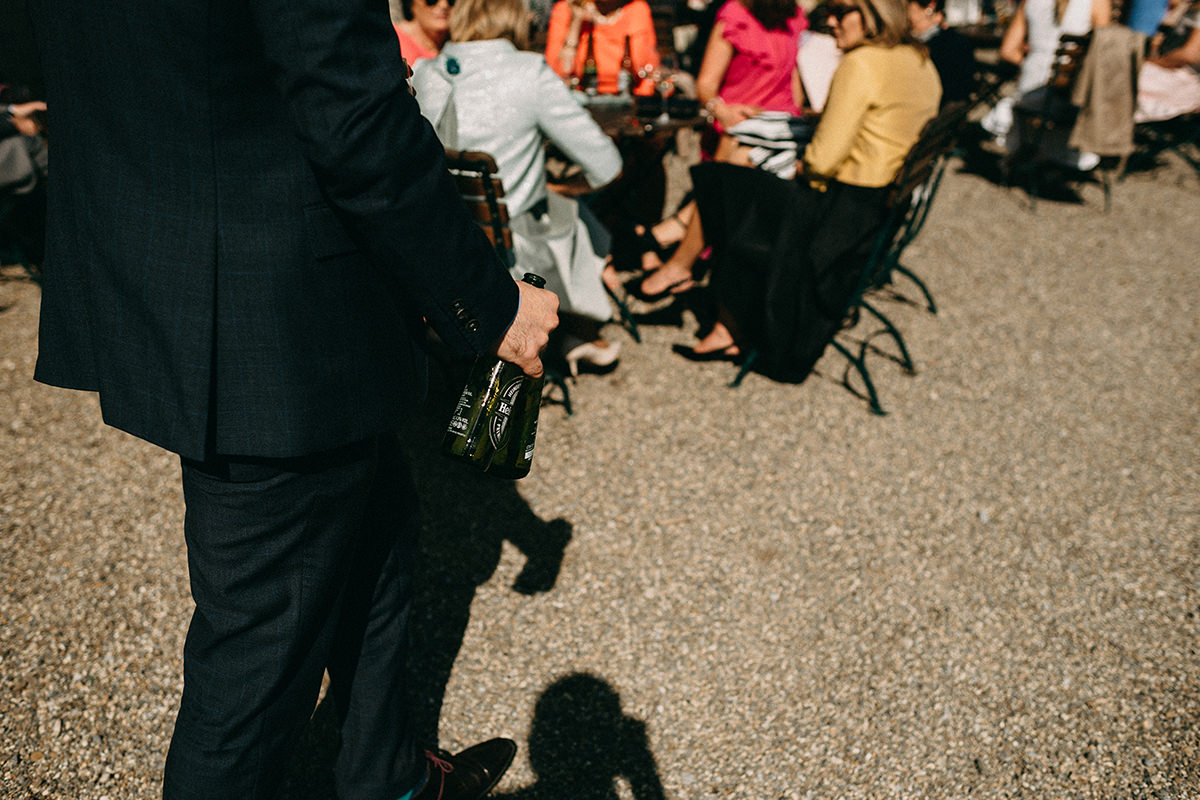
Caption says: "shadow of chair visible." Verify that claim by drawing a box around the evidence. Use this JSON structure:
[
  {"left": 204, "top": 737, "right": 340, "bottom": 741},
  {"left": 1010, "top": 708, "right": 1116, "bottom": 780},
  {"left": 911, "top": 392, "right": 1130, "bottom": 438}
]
[{"left": 1124, "top": 112, "right": 1200, "bottom": 179}]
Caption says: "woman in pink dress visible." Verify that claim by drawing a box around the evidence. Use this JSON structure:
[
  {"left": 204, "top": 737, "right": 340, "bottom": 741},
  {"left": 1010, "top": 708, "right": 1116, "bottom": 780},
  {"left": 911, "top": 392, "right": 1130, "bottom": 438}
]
[
  {"left": 700, "top": 0, "right": 808, "bottom": 160},
  {"left": 631, "top": 0, "right": 807, "bottom": 260}
]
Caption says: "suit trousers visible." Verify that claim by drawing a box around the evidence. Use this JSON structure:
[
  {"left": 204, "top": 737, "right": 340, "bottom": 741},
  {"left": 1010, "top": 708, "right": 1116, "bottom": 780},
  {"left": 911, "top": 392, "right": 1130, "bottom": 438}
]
[{"left": 165, "top": 434, "right": 424, "bottom": 800}]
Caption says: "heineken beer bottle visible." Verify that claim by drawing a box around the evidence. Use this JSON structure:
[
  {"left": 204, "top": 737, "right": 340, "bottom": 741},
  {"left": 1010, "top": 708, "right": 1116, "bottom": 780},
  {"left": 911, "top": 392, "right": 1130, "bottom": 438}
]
[
  {"left": 442, "top": 273, "right": 546, "bottom": 478},
  {"left": 486, "top": 368, "right": 545, "bottom": 479}
]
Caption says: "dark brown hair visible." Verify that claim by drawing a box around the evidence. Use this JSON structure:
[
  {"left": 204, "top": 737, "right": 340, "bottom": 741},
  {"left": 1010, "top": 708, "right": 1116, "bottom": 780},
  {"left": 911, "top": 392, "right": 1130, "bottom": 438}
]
[{"left": 742, "top": 0, "right": 801, "bottom": 31}]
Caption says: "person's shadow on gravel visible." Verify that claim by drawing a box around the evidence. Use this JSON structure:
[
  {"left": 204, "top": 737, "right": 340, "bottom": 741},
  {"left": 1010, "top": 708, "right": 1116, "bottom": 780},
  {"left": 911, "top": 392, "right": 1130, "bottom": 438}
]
[
  {"left": 278, "top": 357, "right": 573, "bottom": 798},
  {"left": 402, "top": 366, "right": 574, "bottom": 745},
  {"left": 493, "top": 673, "right": 666, "bottom": 800}
]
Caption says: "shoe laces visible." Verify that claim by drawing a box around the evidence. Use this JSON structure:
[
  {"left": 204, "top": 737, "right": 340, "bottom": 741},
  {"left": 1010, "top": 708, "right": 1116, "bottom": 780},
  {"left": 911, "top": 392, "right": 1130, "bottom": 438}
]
[
  {"left": 425, "top": 750, "right": 455, "bottom": 774},
  {"left": 422, "top": 749, "right": 455, "bottom": 800}
]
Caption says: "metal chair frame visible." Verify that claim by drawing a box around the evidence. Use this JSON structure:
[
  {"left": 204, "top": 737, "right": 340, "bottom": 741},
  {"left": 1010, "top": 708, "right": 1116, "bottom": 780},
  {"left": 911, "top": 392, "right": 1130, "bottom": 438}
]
[
  {"left": 1005, "top": 33, "right": 1112, "bottom": 209},
  {"left": 731, "top": 102, "right": 969, "bottom": 415}
]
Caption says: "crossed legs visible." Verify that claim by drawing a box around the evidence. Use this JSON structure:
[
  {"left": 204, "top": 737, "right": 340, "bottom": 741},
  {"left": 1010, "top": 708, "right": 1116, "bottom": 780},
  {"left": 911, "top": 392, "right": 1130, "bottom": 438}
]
[{"left": 638, "top": 200, "right": 706, "bottom": 297}]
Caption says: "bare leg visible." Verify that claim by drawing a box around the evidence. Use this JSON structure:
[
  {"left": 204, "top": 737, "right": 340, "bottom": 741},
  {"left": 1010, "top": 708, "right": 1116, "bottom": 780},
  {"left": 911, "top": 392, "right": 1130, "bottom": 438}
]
[
  {"left": 601, "top": 257, "right": 621, "bottom": 294},
  {"left": 646, "top": 201, "right": 695, "bottom": 247},
  {"left": 693, "top": 304, "right": 741, "bottom": 355},
  {"left": 636, "top": 201, "right": 697, "bottom": 272},
  {"left": 639, "top": 207, "right": 707, "bottom": 296}
]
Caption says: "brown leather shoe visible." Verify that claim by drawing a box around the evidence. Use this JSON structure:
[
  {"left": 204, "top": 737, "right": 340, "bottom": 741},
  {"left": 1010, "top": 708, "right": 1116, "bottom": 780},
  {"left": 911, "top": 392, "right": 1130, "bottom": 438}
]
[{"left": 413, "top": 738, "right": 517, "bottom": 800}]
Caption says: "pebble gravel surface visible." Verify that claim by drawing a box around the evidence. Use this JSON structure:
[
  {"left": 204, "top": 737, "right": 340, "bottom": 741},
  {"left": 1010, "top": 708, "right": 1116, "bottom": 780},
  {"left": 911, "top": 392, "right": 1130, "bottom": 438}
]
[{"left": 2, "top": 154, "right": 1197, "bottom": 800}]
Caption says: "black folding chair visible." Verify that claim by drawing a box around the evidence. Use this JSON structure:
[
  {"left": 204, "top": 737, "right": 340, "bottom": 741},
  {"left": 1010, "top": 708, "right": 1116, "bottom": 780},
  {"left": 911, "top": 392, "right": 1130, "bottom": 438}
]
[
  {"left": 723, "top": 103, "right": 968, "bottom": 413},
  {"left": 1005, "top": 33, "right": 1100, "bottom": 208}
]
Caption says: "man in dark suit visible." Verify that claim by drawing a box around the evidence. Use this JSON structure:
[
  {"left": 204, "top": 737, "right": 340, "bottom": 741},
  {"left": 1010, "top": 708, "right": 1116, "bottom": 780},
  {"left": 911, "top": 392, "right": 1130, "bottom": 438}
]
[{"left": 26, "top": 0, "right": 559, "bottom": 797}]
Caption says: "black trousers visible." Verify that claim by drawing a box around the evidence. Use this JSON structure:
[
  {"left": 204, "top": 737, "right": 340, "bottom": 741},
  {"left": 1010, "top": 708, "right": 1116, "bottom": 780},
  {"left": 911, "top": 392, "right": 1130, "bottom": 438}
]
[{"left": 165, "top": 434, "right": 422, "bottom": 800}]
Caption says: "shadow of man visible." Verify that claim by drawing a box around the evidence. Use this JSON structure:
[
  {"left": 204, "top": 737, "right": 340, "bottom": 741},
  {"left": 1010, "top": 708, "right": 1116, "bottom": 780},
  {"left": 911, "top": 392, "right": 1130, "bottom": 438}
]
[
  {"left": 278, "top": 361, "right": 573, "bottom": 799},
  {"left": 495, "top": 673, "right": 667, "bottom": 800},
  {"left": 402, "top": 368, "right": 573, "bottom": 744}
]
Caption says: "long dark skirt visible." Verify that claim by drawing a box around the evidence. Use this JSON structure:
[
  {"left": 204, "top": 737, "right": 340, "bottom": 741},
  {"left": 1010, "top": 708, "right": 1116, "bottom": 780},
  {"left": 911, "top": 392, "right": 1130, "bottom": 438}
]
[{"left": 691, "top": 163, "right": 890, "bottom": 383}]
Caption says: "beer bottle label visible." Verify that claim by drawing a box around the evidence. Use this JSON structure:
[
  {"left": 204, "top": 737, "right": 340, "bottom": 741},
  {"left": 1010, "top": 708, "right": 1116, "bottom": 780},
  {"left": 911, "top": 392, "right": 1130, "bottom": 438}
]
[
  {"left": 447, "top": 386, "right": 474, "bottom": 436},
  {"left": 488, "top": 376, "right": 524, "bottom": 449},
  {"left": 522, "top": 415, "right": 538, "bottom": 461}
]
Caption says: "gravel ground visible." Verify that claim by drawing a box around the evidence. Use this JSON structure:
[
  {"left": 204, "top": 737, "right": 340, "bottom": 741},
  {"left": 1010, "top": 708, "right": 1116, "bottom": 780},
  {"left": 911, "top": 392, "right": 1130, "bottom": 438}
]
[{"left": 2, "top": 152, "right": 1197, "bottom": 800}]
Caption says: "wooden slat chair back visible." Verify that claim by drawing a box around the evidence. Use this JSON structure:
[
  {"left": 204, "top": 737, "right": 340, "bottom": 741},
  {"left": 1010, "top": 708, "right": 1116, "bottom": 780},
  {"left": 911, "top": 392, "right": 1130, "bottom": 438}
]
[
  {"left": 969, "top": 62, "right": 1014, "bottom": 113},
  {"left": 729, "top": 102, "right": 967, "bottom": 413},
  {"left": 1048, "top": 33, "right": 1090, "bottom": 91},
  {"left": 443, "top": 148, "right": 516, "bottom": 270}
]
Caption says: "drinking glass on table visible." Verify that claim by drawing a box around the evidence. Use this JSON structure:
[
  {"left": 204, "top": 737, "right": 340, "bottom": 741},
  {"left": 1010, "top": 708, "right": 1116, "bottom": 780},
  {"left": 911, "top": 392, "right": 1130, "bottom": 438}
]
[{"left": 656, "top": 74, "right": 676, "bottom": 122}]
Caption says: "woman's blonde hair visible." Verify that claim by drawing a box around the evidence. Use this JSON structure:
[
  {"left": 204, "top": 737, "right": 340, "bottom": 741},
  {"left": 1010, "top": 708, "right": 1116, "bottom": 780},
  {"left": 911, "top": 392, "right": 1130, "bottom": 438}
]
[
  {"left": 852, "top": 0, "right": 922, "bottom": 48},
  {"left": 450, "top": 0, "right": 530, "bottom": 47}
]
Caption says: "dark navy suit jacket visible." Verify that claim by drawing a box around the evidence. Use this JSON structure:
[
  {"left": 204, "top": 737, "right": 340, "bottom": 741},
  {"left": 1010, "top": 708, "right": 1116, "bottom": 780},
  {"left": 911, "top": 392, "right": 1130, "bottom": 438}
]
[{"left": 29, "top": 0, "right": 518, "bottom": 461}]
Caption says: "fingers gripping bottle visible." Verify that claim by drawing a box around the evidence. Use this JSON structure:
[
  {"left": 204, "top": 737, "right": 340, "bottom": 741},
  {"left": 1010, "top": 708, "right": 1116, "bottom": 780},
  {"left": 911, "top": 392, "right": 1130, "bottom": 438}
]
[{"left": 442, "top": 273, "right": 546, "bottom": 478}]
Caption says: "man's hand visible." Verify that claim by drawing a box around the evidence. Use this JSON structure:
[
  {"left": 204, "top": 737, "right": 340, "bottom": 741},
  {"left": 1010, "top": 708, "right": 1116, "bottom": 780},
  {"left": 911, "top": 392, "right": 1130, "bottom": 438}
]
[
  {"left": 494, "top": 280, "right": 559, "bottom": 378},
  {"left": 8, "top": 101, "right": 46, "bottom": 136}
]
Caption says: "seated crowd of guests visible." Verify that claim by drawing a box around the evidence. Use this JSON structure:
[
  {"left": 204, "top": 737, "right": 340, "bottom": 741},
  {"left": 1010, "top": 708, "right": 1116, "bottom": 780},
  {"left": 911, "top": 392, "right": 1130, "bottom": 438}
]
[
  {"left": 393, "top": 0, "right": 973, "bottom": 380},
  {"left": 388, "top": 0, "right": 1197, "bottom": 383},
  {"left": 1136, "top": 0, "right": 1200, "bottom": 122},
  {"left": 639, "top": 0, "right": 941, "bottom": 377},
  {"left": 6, "top": 0, "right": 1195, "bottom": 385},
  {"left": 983, "top": 0, "right": 1200, "bottom": 167}
]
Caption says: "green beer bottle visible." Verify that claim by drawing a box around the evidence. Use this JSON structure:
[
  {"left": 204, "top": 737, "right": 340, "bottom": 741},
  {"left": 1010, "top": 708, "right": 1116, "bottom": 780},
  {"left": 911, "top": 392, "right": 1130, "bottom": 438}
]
[
  {"left": 442, "top": 273, "right": 546, "bottom": 477},
  {"left": 581, "top": 30, "right": 599, "bottom": 96},
  {"left": 486, "top": 367, "right": 544, "bottom": 479}
]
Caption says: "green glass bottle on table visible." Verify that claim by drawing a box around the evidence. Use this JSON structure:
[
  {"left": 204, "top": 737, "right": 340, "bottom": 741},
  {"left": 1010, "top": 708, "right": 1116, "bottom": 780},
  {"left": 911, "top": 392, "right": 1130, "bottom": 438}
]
[
  {"left": 581, "top": 29, "right": 599, "bottom": 96},
  {"left": 442, "top": 273, "right": 547, "bottom": 478},
  {"left": 617, "top": 34, "right": 634, "bottom": 97}
]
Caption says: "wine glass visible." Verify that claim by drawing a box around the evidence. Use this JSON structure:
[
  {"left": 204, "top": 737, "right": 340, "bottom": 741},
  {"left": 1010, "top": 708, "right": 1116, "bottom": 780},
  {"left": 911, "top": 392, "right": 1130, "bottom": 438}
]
[{"left": 655, "top": 71, "right": 675, "bottom": 123}]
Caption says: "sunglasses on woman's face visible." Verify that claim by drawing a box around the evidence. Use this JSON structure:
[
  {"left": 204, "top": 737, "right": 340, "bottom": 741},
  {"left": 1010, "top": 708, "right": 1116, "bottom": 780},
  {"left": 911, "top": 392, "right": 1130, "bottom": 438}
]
[
  {"left": 423, "top": 0, "right": 455, "bottom": 6},
  {"left": 826, "top": 4, "right": 861, "bottom": 21}
]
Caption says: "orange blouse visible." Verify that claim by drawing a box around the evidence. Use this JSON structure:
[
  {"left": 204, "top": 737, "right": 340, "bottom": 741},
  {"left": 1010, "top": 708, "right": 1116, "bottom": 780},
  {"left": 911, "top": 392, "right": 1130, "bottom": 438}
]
[{"left": 545, "top": 0, "right": 660, "bottom": 95}]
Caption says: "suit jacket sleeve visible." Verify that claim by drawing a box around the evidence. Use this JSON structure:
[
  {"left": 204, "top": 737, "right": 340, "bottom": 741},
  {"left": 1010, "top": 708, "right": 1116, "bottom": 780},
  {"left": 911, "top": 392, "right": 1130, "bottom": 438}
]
[{"left": 247, "top": 0, "right": 518, "bottom": 354}]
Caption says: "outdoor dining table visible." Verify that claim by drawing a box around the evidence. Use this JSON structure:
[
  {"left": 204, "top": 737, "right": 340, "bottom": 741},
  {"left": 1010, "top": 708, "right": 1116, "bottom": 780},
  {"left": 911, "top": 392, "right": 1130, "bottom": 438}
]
[
  {"left": 584, "top": 95, "right": 709, "bottom": 140},
  {"left": 547, "top": 92, "right": 711, "bottom": 224}
]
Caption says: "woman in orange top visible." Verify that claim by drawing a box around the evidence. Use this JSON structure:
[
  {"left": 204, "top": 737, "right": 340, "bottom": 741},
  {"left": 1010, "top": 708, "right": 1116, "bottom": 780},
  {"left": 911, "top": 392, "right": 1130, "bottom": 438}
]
[
  {"left": 394, "top": 0, "right": 453, "bottom": 63},
  {"left": 545, "top": 0, "right": 660, "bottom": 94}
]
